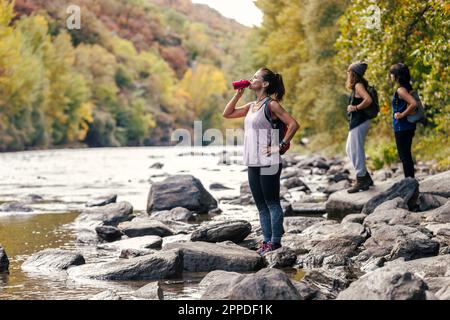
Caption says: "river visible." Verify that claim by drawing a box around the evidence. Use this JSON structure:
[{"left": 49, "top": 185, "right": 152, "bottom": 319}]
[{"left": 0, "top": 146, "right": 316, "bottom": 300}]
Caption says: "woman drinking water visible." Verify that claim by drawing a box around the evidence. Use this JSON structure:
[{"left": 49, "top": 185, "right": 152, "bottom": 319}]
[{"left": 222, "top": 67, "right": 299, "bottom": 255}]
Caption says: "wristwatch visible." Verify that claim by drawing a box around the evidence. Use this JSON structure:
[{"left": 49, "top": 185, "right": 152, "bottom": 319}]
[{"left": 280, "top": 140, "right": 287, "bottom": 150}]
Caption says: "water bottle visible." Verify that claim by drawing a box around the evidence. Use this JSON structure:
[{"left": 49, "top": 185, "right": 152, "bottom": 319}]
[{"left": 232, "top": 79, "right": 251, "bottom": 90}]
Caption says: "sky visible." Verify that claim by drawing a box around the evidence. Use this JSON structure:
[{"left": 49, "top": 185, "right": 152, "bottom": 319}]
[{"left": 191, "top": 0, "right": 263, "bottom": 27}]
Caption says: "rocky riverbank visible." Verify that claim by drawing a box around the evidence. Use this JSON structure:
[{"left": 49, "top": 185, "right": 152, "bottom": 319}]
[{"left": 1, "top": 151, "right": 449, "bottom": 300}]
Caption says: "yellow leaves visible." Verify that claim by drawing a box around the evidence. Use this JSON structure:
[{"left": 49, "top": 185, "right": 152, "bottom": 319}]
[
  {"left": 179, "top": 63, "right": 227, "bottom": 116},
  {"left": 0, "top": 0, "right": 15, "bottom": 30}
]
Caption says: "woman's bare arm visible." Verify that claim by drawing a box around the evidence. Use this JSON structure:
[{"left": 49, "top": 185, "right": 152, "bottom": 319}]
[
  {"left": 396, "top": 87, "right": 418, "bottom": 119},
  {"left": 354, "top": 83, "right": 373, "bottom": 110},
  {"left": 223, "top": 89, "right": 252, "bottom": 119},
  {"left": 267, "top": 100, "right": 300, "bottom": 143}
]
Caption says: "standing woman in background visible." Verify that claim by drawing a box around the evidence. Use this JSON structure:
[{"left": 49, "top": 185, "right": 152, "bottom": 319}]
[
  {"left": 222, "top": 67, "right": 299, "bottom": 255},
  {"left": 345, "top": 62, "right": 374, "bottom": 193},
  {"left": 389, "top": 63, "right": 417, "bottom": 178}
]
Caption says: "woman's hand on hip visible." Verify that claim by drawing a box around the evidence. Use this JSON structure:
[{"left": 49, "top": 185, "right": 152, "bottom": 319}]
[{"left": 262, "top": 145, "right": 280, "bottom": 156}]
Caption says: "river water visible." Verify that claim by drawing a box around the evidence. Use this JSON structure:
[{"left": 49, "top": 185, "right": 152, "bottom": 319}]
[{"left": 0, "top": 146, "right": 315, "bottom": 300}]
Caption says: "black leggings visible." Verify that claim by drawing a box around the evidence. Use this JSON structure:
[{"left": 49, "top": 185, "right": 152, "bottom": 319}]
[
  {"left": 247, "top": 163, "right": 284, "bottom": 244},
  {"left": 395, "top": 129, "right": 415, "bottom": 178}
]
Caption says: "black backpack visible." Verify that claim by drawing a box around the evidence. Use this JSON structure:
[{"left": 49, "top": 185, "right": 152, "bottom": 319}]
[
  {"left": 364, "top": 85, "right": 380, "bottom": 119},
  {"left": 350, "top": 85, "right": 379, "bottom": 119},
  {"left": 262, "top": 98, "right": 290, "bottom": 155}
]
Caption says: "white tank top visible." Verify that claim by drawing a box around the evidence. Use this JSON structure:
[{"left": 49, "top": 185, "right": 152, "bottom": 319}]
[{"left": 243, "top": 98, "right": 282, "bottom": 167}]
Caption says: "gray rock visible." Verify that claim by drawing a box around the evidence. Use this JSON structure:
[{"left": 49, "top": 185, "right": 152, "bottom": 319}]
[
  {"left": 326, "top": 180, "right": 396, "bottom": 219},
  {"left": 288, "top": 202, "right": 326, "bottom": 216},
  {"left": 294, "top": 268, "right": 350, "bottom": 300},
  {"left": 202, "top": 268, "right": 302, "bottom": 300},
  {"left": 373, "top": 169, "right": 392, "bottom": 182},
  {"left": 86, "top": 194, "right": 117, "bottom": 207},
  {"left": 98, "top": 235, "right": 163, "bottom": 252},
  {"left": 89, "top": 290, "right": 123, "bottom": 300},
  {"left": 418, "top": 194, "right": 448, "bottom": 212},
  {"left": 420, "top": 171, "right": 450, "bottom": 197},
  {"left": 384, "top": 254, "right": 450, "bottom": 278},
  {"left": 75, "top": 201, "right": 134, "bottom": 227},
  {"left": 22, "top": 249, "right": 85, "bottom": 272},
  {"left": 191, "top": 220, "right": 251, "bottom": 243},
  {"left": 95, "top": 225, "right": 123, "bottom": 242},
  {"left": 363, "top": 198, "right": 422, "bottom": 230},
  {"left": 0, "top": 201, "right": 33, "bottom": 212},
  {"left": 90, "top": 282, "right": 164, "bottom": 300},
  {"left": 283, "top": 216, "right": 325, "bottom": 234},
  {"left": 119, "top": 248, "right": 155, "bottom": 259},
  {"left": 133, "top": 282, "right": 164, "bottom": 300},
  {"left": 302, "top": 238, "right": 359, "bottom": 268},
  {"left": 337, "top": 268, "right": 428, "bottom": 300},
  {"left": 162, "top": 234, "right": 191, "bottom": 247},
  {"left": 356, "top": 225, "right": 439, "bottom": 262},
  {"left": 164, "top": 241, "right": 263, "bottom": 272},
  {"left": 341, "top": 213, "right": 367, "bottom": 224},
  {"left": 325, "top": 180, "right": 351, "bottom": 195},
  {"left": 200, "top": 271, "right": 245, "bottom": 300},
  {"left": 0, "top": 246, "right": 9, "bottom": 272},
  {"left": 68, "top": 249, "right": 182, "bottom": 280},
  {"left": 147, "top": 175, "right": 217, "bottom": 213},
  {"left": 150, "top": 207, "right": 195, "bottom": 222},
  {"left": 362, "top": 178, "right": 419, "bottom": 214},
  {"left": 118, "top": 219, "right": 173, "bottom": 238},
  {"left": 263, "top": 247, "right": 297, "bottom": 268},
  {"left": 150, "top": 162, "right": 164, "bottom": 169},
  {"left": 423, "top": 200, "right": 450, "bottom": 223},
  {"left": 209, "top": 183, "right": 232, "bottom": 190},
  {"left": 282, "top": 177, "right": 310, "bottom": 191},
  {"left": 299, "top": 221, "right": 368, "bottom": 250}
]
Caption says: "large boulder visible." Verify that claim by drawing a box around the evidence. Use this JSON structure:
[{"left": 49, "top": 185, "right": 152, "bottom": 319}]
[
  {"left": 150, "top": 207, "right": 195, "bottom": 222},
  {"left": 356, "top": 225, "right": 439, "bottom": 263},
  {"left": 22, "top": 249, "right": 85, "bottom": 272},
  {"left": 68, "top": 249, "right": 182, "bottom": 280},
  {"left": 326, "top": 180, "right": 396, "bottom": 219},
  {"left": 362, "top": 178, "right": 419, "bottom": 214},
  {"left": 118, "top": 219, "right": 173, "bottom": 238},
  {"left": 337, "top": 268, "right": 428, "bottom": 300},
  {"left": 263, "top": 247, "right": 297, "bottom": 268},
  {"left": 75, "top": 201, "right": 134, "bottom": 227},
  {"left": 420, "top": 171, "right": 450, "bottom": 197},
  {"left": 363, "top": 198, "right": 422, "bottom": 230},
  {"left": 0, "top": 246, "right": 9, "bottom": 272},
  {"left": 199, "top": 270, "right": 246, "bottom": 300},
  {"left": 147, "top": 175, "right": 217, "bottom": 213},
  {"left": 190, "top": 220, "right": 251, "bottom": 243},
  {"left": 298, "top": 221, "right": 368, "bottom": 250},
  {"left": 383, "top": 254, "right": 450, "bottom": 279},
  {"left": 301, "top": 238, "right": 359, "bottom": 268},
  {"left": 202, "top": 268, "right": 302, "bottom": 300},
  {"left": 163, "top": 241, "right": 263, "bottom": 272}
]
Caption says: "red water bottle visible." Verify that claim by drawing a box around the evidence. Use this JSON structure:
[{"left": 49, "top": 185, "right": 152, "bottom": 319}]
[{"left": 232, "top": 79, "right": 251, "bottom": 90}]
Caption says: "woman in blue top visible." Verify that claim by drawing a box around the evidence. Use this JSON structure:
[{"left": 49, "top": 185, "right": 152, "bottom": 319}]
[{"left": 389, "top": 63, "right": 418, "bottom": 178}]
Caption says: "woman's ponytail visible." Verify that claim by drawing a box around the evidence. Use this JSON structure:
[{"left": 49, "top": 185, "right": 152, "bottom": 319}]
[{"left": 260, "top": 68, "right": 286, "bottom": 101}]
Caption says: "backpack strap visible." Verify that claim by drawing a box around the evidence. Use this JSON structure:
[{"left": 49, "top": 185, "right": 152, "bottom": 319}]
[{"left": 263, "top": 97, "right": 273, "bottom": 123}]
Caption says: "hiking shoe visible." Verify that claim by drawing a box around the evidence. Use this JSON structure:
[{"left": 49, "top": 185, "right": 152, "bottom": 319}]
[
  {"left": 347, "top": 175, "right": 370, "bottom": 193},
  {"left": 365, "top": 172, "right": 374, "bottom": 186},
  {"left": 256, "top": 241, "right": 269, "bottom": 255}
]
